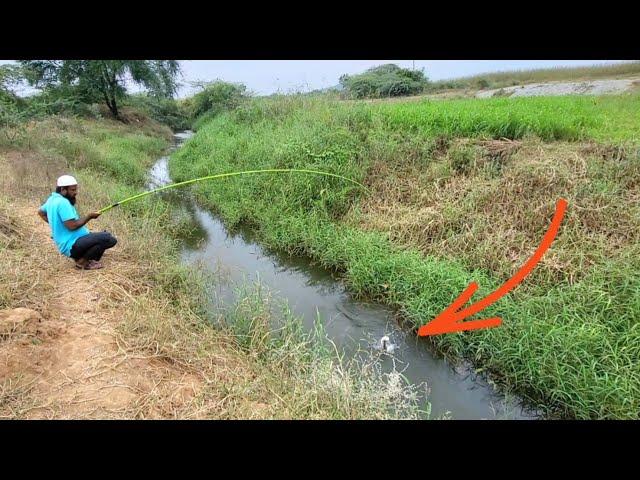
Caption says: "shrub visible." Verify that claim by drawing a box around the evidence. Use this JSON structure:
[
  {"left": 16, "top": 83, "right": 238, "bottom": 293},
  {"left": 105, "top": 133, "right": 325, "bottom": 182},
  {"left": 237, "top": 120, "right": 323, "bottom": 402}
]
[
  {"left": 191, "top": 81, "right": 248, "bottom": 120},
  {"left": 339, "top": 64, "right": 430, "bottom": 99}
]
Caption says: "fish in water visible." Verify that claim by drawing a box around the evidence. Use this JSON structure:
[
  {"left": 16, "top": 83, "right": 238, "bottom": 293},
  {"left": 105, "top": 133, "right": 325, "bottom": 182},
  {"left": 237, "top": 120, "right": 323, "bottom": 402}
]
[{"left": 377, "top": 335, "right": 396, "bottom": 354}]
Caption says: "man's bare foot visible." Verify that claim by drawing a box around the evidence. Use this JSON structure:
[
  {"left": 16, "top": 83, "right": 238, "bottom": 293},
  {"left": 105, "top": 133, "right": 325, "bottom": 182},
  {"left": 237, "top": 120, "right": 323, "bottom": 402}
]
[
  {"left": 75, "top": 259, "right": 89, "bottom": 270},
  {"left": 75, "top": 259, "right": 103, "bottom": 270}
]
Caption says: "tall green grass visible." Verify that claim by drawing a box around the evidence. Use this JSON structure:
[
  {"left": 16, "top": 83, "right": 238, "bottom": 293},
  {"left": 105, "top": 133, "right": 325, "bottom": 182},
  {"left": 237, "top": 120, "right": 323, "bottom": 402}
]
[
  {"left": 170, "top": 94, "right": 640, "bottom": 418},
  {"left": 378, "top": 95, "right": 640, "bottom": 142}
]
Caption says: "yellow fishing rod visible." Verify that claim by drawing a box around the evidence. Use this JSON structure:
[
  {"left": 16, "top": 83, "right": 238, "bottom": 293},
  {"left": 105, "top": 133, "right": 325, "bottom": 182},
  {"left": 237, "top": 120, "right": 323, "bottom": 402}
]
[{"left": 97, "top": 168, "right": 370, "bottom": 214}]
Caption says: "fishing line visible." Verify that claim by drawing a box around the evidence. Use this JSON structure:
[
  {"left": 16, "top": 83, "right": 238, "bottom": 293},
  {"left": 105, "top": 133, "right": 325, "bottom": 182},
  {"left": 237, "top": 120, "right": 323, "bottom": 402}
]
[{"left": 97, "top": 168, "right": 370, "bottom": 214}]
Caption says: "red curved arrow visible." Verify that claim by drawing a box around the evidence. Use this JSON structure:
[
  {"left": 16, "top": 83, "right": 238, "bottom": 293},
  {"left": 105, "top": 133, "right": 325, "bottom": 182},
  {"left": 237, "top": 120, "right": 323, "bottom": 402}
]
[{"left": 418, "top": 198, "right": 568, "bottom": 336}]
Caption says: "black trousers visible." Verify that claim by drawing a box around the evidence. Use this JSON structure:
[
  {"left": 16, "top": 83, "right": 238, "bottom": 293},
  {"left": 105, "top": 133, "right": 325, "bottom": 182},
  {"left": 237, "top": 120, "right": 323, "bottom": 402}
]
[{"left": 70, "top": 232, "right": 117, "bottom": 262}]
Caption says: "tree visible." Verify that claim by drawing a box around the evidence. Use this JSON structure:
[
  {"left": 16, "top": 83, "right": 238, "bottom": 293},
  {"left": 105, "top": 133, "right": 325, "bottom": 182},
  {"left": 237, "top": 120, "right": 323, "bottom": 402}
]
[
  {"left": 0, "top": 64, "right": 25, "bottom": 101},
  {"left": 339, "top": 63, "right": 430, "bottom": 99},
  {"left": 19, "top": 60, "right": 181, "bottom": 119},
  {"left": 190, "top": 80, "right": 247, "bottom": 119}
]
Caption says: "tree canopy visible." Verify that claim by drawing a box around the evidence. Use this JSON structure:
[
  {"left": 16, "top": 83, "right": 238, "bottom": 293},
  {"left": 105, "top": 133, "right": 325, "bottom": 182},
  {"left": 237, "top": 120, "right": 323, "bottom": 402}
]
[
  {"left": 339, "top": 63, "right": 429, "bottom": 99},
  {"left": 19, "top": 60, "right": 181, "bottom": 119}
]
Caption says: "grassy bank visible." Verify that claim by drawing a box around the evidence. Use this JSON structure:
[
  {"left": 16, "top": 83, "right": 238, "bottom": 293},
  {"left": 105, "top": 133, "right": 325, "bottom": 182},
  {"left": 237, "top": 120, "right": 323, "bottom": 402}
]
[
  {"left": 0, "top": 114, "right": 426, "bottom": 419},
  {"left": 170, "top": 94, "right": 640, "bottom": 419}
]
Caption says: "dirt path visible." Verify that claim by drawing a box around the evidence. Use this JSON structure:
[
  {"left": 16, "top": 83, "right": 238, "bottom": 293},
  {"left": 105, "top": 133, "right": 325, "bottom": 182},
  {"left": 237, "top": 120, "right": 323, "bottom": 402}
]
[
  {"left": 475, "top": 77, "right": 640, "bottom": 98},
  {"left": 0, "top": 205, "right": 203, "bottom": 419}
]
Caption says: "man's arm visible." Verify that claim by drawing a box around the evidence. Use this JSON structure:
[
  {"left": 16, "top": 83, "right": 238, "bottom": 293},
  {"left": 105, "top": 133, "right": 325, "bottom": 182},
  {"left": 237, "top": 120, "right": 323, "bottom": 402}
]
[
  {"left": 37, "top": 209, "right": 48, "bottom": 224},
  {"left": 63, "top": 212, "right": 101, "bottom": 231}
]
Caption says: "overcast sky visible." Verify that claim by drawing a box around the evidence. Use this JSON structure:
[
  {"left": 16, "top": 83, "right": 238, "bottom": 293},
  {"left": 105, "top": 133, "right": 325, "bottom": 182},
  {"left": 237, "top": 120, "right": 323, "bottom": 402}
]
[{"left": 1, "top": 60, "right": 633, "bottom": 97}]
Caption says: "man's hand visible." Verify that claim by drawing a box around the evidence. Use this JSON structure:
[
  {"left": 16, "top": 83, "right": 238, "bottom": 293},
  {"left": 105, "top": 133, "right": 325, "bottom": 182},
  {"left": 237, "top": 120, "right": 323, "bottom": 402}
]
[{"left": 64, "top": 212, "right": 101, "bottom": 231}]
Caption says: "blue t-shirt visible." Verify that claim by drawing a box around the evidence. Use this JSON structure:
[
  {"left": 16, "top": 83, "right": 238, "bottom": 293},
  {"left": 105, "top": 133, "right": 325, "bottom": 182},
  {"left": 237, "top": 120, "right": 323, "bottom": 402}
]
[{"left": 39, "top": 192, "right": 90, "bottom": 257}]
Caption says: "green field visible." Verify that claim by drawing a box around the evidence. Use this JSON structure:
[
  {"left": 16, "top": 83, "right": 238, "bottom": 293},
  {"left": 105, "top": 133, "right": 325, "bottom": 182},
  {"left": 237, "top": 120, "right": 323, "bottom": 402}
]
[{"left": 376, "top": 95, "right": 640, "bottom": 142}]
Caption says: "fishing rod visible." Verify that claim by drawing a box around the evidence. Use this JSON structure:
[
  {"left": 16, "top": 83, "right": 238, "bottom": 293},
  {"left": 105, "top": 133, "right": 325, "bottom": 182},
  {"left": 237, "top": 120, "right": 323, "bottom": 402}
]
[{"left": 97, "top": 168, "right": 370, "bottom": 214}]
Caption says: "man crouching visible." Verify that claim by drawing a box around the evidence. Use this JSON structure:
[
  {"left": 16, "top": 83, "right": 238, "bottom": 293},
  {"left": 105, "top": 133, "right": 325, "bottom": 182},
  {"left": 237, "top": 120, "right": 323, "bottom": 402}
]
[{"left": 38, "top": 175, "right": 117, "bottom": 270}]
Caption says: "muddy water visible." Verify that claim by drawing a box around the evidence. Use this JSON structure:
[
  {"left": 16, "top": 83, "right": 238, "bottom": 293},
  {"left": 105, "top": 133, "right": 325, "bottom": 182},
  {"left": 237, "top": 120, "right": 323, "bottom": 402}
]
[{"left": 152, "top": 131, "right": 539, "bottom": 420}]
